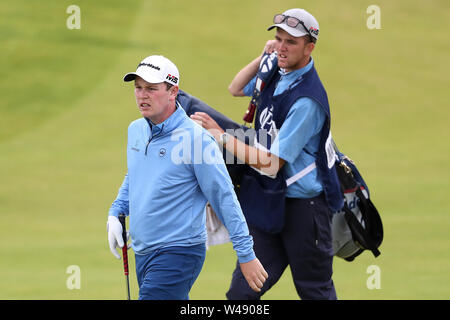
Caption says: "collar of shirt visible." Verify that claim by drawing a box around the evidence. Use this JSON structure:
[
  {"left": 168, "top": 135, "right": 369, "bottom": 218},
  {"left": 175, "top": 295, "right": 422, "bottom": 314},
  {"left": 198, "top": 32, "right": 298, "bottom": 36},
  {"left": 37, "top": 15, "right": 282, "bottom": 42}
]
[
  {"left": 275, "top": 57, "right": 314, "bottom": 96},
  {"left": 145, "top": 101, "right": 186, "bottom": 137}
]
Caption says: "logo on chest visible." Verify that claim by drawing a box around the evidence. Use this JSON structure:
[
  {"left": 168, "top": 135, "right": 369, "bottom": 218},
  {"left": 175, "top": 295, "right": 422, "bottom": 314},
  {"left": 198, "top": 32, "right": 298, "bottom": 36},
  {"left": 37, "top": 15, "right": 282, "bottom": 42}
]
[
  {"left": 259, "top": 105, "right": 278, "bottom": 139},
  {"left": 131, "top": 139, "right": 140, "bottom": 152}
]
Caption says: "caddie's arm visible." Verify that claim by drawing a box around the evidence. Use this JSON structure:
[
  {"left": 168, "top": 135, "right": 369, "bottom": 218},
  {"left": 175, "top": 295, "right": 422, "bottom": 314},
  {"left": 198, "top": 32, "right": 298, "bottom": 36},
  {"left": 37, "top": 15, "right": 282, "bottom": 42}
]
[
  {"left": 190, "top": 113, "right": 285, "bottom": 177},
  {"left": 228, "top": 40, "right": 278, "bottom": 97},
  {"left": 228, "top": 57, "right": 260, "bottom": 97}
]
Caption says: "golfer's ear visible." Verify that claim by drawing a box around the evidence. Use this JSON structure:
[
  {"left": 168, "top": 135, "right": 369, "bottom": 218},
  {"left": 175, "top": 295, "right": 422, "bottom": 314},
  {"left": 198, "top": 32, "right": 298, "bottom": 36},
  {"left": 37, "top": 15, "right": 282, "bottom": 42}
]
[{"left": 169, "top": 85, "right": 179, "bottom": 101}]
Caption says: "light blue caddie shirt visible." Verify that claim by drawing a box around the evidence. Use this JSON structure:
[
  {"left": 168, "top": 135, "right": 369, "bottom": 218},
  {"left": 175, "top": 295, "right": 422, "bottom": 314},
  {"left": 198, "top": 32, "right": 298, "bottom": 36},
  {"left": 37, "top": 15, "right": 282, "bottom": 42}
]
[{"left": 244, "top": 58, "right": 326, "bottom": 198}]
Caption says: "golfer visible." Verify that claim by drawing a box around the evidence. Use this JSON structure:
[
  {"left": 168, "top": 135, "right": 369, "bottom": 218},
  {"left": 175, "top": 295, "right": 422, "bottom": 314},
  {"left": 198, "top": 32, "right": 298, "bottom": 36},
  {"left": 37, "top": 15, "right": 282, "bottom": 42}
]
[{"left": 106, "top": 55, "right": 267, "bottom": 300}]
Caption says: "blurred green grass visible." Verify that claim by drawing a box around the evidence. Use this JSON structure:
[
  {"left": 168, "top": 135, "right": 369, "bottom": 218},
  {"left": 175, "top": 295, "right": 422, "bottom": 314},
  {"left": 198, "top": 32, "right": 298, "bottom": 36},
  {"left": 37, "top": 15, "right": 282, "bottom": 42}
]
[{"left": 0, "top": 0, "right": 449, "bottom": 299}]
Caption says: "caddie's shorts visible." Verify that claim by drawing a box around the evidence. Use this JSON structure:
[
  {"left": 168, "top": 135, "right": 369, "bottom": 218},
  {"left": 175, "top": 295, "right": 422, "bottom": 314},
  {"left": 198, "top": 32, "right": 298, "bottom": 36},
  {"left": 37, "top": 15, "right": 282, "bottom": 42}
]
[
  {"left": 227, "top": 193, "right": 337, "bottom": 300},
  {"left": 135, "top": 243, "right": 206, "bottom": 300}
]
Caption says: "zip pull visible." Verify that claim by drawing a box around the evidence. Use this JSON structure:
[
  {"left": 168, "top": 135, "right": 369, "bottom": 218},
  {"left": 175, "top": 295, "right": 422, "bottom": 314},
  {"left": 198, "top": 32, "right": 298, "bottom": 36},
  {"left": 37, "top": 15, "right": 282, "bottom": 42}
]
[
  {"left": 145, "top": 139, "right": 151, "bottom": 156},
  {"left": 144, "top": 123, "right": 164, "bottom": 156}
]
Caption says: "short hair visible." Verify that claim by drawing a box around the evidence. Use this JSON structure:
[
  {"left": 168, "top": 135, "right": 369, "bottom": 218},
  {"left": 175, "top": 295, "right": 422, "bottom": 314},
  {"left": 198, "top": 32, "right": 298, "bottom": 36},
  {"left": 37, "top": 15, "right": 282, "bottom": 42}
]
[
  {"left": 165, "top": 83, "right": 173, "bottom": 90},
  {"left": 305, "top": 34, "right": 317, "bottom": 44}
]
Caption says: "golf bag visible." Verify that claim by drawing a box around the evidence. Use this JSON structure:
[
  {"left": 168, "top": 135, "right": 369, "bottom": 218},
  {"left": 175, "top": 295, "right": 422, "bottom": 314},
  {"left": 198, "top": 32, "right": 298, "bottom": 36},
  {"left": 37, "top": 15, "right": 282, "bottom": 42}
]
[
  {"left": 176, "top": 89, "right": 252, "bottom": 187},
  {"left": 331, "top": 143, "right": 384, "bottom": 261}
]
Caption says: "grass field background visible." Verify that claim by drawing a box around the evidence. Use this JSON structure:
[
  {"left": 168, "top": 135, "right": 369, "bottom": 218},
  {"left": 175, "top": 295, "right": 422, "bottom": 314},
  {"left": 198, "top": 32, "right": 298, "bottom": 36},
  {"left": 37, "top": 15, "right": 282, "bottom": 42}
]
[{"left": 0, "top": 0, "right": 449, "bottom": 299}]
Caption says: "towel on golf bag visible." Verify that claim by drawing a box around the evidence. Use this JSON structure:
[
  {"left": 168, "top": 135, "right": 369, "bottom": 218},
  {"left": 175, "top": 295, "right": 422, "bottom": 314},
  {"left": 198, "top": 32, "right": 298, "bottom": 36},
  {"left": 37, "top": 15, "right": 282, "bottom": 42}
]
[
  {"left": 332, "top": 148, "right": 384, "bottom": 261},
  {"left": 205, "top": 203, "right": 230, "bottom": 247}
]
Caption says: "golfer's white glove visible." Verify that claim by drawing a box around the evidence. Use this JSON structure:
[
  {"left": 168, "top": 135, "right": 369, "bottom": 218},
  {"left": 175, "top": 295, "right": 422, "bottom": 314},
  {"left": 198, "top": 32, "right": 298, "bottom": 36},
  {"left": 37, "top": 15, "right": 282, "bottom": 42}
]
[{"left": 107, "top": 215, "right": 126, "bottom": 259}]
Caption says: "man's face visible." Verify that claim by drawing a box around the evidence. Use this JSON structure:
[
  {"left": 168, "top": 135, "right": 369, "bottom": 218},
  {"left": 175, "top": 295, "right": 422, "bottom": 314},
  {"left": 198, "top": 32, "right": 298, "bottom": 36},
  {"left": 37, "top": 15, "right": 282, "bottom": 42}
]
[
  {"left": 134, "top": 76, "right": 177, "bottom": 124},
  {"left": 275, "top": 28, "right": 314, "bottom": 72}
]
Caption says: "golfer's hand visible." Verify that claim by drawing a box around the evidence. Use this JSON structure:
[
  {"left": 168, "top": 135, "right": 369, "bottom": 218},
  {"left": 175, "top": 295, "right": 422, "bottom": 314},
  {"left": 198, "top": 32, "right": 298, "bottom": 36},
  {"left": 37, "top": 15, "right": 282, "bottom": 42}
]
[
  {"left": 239, "top": 258, "right": 269, "bottom": 292},
  {"left": 190, "top": 112, "right": 224, "bottom": 141},
  {"left": 107, "top": 215, "right": 124, "bottom": 259}
]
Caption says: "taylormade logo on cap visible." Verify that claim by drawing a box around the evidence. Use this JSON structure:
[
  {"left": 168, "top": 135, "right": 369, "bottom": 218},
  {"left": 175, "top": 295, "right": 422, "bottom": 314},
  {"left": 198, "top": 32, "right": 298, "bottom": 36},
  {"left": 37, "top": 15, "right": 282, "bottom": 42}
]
[
  {"left": 123, "top": 55, "right": 180, "bottom": 86},
  {"left": 137, "top": 62, "right": 161, "bottom": 71}
]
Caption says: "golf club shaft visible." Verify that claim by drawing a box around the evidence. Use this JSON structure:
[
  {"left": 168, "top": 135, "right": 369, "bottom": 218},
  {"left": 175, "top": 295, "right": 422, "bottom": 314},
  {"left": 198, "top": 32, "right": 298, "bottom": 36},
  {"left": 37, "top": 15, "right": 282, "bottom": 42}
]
[{"left": 118, "top": 214, "right": 131, "bottom": 300}]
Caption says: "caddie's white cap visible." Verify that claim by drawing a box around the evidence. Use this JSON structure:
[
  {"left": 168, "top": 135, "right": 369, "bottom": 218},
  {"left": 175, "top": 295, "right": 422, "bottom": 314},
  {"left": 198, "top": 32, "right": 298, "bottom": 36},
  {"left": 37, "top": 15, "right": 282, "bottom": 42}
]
[
  {"left": 268, "top": 8, "right": 319, "bottom": 40},
  {"left": 123, "top": 55, "right": 180, "bottom": 86}
]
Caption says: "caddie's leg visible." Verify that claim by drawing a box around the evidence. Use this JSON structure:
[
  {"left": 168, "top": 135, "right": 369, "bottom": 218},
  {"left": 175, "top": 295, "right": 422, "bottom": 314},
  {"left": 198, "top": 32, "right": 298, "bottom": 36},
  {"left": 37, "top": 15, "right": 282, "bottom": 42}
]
[
  {"left": 226, "top": 225, "right": 288, "bottom": 300},
  {"left": 282, "top": 194, "right": 337, "bottom": 300},
  {"left": 135, "top": 244, "right": 206, "bottom": 300}
]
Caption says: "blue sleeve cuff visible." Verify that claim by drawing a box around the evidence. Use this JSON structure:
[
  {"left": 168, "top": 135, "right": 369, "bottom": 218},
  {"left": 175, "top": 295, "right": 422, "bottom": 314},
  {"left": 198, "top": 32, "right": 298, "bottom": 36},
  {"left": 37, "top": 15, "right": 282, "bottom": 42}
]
[
  {"left": 237, "top": 251, "right": 256, "bottom": 264},
  {"left": 243, "top": 77, "right": 257, "bottom": 97},
  {"left": 108, "top": 208, "right": 121, "bottom": 218}
]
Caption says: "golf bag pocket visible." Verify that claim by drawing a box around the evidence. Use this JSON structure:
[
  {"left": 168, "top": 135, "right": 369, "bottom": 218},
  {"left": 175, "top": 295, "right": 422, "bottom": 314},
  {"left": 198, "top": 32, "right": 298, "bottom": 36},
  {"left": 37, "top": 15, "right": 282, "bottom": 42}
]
[
  {"left": 238, "top": 167, "right": 286, "bottom": 234},
  {"left": 332, "top": 186, "right": 368, "bottom": 260},
  {"left": 332, "top": 154, "right": 383, "bottom": 261}
]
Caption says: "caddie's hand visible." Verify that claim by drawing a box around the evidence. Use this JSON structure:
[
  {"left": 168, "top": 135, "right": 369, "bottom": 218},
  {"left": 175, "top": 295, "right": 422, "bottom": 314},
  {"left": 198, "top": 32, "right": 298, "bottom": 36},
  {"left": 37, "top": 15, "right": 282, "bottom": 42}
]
[
  {"left": 190, "top": 112, "right": 224, "bottom": 141},
  {"left": 239, "top": 258, "right": 269, "bottom": 292},
  {"left": 263, "top": 40, "right": 278, "bottom": 54},
  {"left": 107, "top": 215, "right": 125, "bottom": 259}
]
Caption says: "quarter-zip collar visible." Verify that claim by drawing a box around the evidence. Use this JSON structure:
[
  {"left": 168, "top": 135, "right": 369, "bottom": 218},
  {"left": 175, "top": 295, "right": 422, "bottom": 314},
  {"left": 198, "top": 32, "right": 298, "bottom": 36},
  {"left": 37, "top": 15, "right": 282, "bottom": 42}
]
[
  {"left": 143, "top": 102, "right": 187, "bottom": 155},
  {"left": 144, "top": 101, "right": 186, "bottom": 138}
]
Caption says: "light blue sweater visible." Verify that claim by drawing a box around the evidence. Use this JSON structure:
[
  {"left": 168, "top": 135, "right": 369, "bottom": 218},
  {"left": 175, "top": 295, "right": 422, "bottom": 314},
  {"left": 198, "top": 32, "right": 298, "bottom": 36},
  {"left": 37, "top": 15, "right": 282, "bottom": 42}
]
[{"left": 109, "top": 104, "right": 255, "bottom": 262}]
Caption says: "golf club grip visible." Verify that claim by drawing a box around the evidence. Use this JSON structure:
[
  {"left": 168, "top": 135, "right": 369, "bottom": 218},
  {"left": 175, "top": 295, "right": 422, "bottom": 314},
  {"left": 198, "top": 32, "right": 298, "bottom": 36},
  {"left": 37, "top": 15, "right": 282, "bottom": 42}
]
[
  {"left": 121, "top": 246, "right": 129, "bottom": 275},
  {"left": 118, "top": 214, "right": 129, "bottom": 276}
]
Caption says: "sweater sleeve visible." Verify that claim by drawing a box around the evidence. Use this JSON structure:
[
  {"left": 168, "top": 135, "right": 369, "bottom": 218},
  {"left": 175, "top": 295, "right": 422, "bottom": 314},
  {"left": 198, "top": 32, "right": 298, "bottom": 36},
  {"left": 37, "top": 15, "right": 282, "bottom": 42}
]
[
  {"left": 193, "top": 134, "right": 256, "bottom": 263},
  {"left": 108, "top": 173, "right": 130, "bottom": 217}
]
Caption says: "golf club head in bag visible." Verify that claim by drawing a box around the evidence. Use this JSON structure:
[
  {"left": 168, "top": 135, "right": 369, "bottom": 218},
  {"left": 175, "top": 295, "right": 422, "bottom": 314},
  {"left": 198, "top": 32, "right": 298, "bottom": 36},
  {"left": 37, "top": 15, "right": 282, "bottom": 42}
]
[{"left": 243, "top": 51, "right": 278, "bottom": 124}]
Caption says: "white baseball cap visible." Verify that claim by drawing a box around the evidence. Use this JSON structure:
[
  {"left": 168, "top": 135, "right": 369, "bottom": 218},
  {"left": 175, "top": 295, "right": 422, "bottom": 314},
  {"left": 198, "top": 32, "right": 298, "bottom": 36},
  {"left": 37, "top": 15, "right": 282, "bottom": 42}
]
[
  {"left": 267, "top": 8, "right": 319, "bottom": 40},
  {"left": 123, "top": 55, "right": 180, "bottom": 86}
]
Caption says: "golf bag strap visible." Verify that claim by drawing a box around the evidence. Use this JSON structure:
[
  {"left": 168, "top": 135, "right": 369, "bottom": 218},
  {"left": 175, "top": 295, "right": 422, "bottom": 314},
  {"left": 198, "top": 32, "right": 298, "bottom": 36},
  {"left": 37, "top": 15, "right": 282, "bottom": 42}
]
[
  {"left": 285, "top": 162, "right": 317, "bottom": 186},
  {"left": 355, "top": 186, "right": 372, "bottom": 230},
  {"left": 252, "top": 136, "right": 317, "bottom": 184},
  {"left": 343, "top": 204, "right": 381, "bottom": 257}
]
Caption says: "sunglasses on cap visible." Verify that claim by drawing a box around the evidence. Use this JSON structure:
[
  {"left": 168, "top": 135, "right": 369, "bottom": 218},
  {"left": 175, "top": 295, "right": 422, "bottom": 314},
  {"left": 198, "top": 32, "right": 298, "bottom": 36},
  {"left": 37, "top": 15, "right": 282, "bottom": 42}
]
[{"left": 273, "top": 14, "right": 313, "bottom": 41}]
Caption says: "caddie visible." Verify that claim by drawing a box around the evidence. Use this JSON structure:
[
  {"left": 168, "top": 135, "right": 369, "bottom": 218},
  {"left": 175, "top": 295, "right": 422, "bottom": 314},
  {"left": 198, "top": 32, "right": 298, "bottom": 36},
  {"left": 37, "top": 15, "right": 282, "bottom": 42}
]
[{"left": 191, "top": 8, "right": 342, "bottom": 300}]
